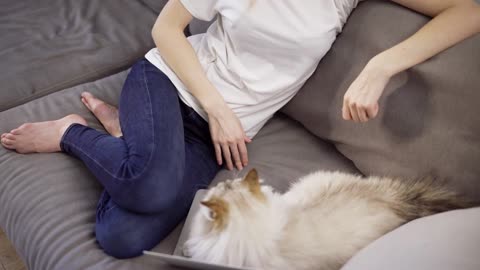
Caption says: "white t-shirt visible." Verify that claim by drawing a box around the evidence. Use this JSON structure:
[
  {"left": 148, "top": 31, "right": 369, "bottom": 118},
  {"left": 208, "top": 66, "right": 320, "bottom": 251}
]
[{"left": 146, "top": 0, "right": 363, "bottom": 138}]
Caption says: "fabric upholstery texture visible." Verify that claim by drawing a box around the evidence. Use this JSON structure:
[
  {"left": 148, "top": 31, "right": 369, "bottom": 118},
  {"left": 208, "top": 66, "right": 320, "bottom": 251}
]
[
  {"left": 341, "top": 207, "right": 480, "bottom": 270},
  {"left": 282, "top": 0, "right": 480, "bottom": 199},
  {"left": 1, "top": 0, "right": 479, "bottom": 269},
  {"left": 189, "top": 18, "right": 214, "bottom": 36},
  {"left": 141, "top": 0, "right": 169, "bottom": 13},
  {"left": 0, "top": 71, "right": 359, "bottom": 270},
  {"left": 0, "top": 0, "right": 159, "bottom": 111}
]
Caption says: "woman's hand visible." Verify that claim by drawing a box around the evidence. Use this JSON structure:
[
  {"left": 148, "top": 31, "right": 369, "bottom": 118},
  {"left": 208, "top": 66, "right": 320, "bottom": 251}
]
[
  {"left": 342, "top": 58, "right": 393, "bottom": 122},
  {"left": 207, "top": 103, "right": 251, "bottom": 171},
  {"left": 343, "top": 0, "right": 480, "bottom": 123}
]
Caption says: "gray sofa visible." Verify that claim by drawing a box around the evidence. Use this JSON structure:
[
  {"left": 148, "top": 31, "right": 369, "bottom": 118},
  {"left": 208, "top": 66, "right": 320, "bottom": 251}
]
[{"left": 0, "top": 1, "right": 478, "bottom": 270}]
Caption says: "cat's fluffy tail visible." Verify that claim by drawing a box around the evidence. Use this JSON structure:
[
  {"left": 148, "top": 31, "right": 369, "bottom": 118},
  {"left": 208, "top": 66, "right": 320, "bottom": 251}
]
[{"left": 387, "top": 177, "right": 478, "bottom": 221}]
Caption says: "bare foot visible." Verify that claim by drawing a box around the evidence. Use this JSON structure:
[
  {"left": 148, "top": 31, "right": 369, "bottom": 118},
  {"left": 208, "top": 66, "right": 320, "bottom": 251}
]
[
  {"left": 81, "top": 92, "right": 122, "bottom": 137},
  {"left": 1, "top": 114, "right": 87, "bottom": 154}
]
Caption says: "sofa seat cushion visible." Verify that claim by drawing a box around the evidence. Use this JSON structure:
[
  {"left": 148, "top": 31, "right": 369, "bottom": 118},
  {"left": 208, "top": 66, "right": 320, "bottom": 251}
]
[
  {"left": 341, "top": 207, "right": 480, "bottom": 270},
  {"left": 0, "top": 70, "right": 359, "bottom": 270},
  {"left": 211, "top": 113, "right": 361, "bottom": 191},
  {"left": 282, "top": 0, "right": 480, "bottom": 199},
  {"left": 0, "top": 0, "right": 163, "bottom": 111}
]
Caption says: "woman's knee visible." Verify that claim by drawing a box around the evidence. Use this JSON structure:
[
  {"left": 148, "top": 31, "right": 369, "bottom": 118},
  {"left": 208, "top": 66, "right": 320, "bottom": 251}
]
[
  {"left": 95, "top": 199, "right": 187, "bottom": 259},
  {"left": 111, "top": 181, "right": 181, "bottom": 214},
  {"left": 133, "top": 183, "right": 181, "bottom": 214},
  {"left": 95, "top": 222, "right": 146, "bottom": 259}
]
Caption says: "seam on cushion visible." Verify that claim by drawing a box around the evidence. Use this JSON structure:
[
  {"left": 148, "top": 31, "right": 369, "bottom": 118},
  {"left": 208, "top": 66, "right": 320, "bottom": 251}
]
[{"left": 0, "top": 56, "right": 136, "bottom": 112}]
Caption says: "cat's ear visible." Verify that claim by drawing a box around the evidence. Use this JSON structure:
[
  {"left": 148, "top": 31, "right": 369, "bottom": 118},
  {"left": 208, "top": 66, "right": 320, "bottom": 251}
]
[
  {"left": 243, "top": 169, "right": 264, "bottom": 199},
  {"left": 200, "top": 197, "right": 229, "bottom": 228}
]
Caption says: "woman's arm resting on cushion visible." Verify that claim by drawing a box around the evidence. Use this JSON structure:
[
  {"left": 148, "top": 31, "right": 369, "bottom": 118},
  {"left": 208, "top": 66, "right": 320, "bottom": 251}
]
[
  {"left": 152, "top": 0, "right": 250, "bottom": 171},
  {"left": 342, "top": 0, "right": 480, "bottom": 122}
]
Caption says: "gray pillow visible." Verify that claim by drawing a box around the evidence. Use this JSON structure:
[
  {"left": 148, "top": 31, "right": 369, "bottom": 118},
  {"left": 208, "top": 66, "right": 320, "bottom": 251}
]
[{"left": 281, "top": 0, "right": 480, "bottom": 199}]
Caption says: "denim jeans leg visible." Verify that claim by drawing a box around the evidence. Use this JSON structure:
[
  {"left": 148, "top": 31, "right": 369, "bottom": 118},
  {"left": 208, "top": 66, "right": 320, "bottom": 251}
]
[
  {"left": 95, "top": 103, "right": 221, "bottom": 259},
  {"left": 94, "top": 140, "right": 220, "bottom": 259},
  {"left": 61, "top": 58, "right": 221, "bottom": 258},
  {"left": 61, "top": 59, "right": 186, "bottom": 214}
]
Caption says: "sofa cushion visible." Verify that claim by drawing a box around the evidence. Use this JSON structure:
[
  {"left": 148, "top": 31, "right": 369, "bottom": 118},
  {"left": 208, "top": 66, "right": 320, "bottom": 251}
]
[
  {"left": 189, "top": 19, "right": 214, "bottom": 36},
  {"left": 341, "top": 207, "right": 480, "bottom": 270},
  {"left": 0, "top": 0, "right": 162, "bottom": 112},
  {"left": 212, "top": 113, "right": 361, "bottom": 192},
  {"left": 0, "top": 70, "right": 176, "bottom": 270},
  {"left": 281, "top": 0, "right": 480, "bottom": 199},
  {"left": 0, "top": 71, "right": 359, "bottom": 270},
  {"left": 141, "top": 0, "right": 169, "bottom": 13}
]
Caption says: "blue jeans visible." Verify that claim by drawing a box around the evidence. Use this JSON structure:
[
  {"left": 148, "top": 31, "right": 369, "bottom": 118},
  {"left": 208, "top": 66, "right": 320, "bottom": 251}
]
[{"left": 60, "top": 59, "right": 221, "bottom": 258}]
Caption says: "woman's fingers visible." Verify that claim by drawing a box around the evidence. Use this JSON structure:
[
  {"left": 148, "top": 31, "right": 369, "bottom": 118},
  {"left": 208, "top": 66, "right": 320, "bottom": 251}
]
[
  {"left": 342, "top": 101, "right": 352, "bottom": 120},
  {"left": 356, "top": 105, "right": 369, "bottom": 122},
  {"left": 221, "top": 144, "right": 234, "bottom": 170},
  {"left": 349, "top": 103, "right": 360, "bottom": 122},
  {"left": 214, "top": 143, "right": 222, "bottom": 165},
  {"left": 238, "top": 141, "right": 248, "bottom": 167},
  {"left": 229, "top": 142, "right": 243, "bottom": 170},
  {"left": 207, "top": 105, "right": 251, "bottom": 171}
]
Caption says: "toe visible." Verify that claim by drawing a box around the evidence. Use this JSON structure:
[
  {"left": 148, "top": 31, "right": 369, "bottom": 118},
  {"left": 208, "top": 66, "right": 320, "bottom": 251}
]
[
  {"left": 10, "top": 129, "right": 21, "bottom": 135},
  {"left": 1, "top": 133, "right": 6, "bottom": 138},
  {"left": 81, "top": 97, "right": 92, "bottom": 111},
  {"left": 81, "top": 91, "right": 95, "bottom": 100},
  {"left": 1, "top": 138, "right": 14, "bottom": 146},
  {"left": 2, "top": 142, "right": 15, "bottom": 150},
  {"left": 5, "top": 133, "right": 16, "bottom": 140},
  {"left": 81, "top": 92, "right": 104, "bottom": 111}
]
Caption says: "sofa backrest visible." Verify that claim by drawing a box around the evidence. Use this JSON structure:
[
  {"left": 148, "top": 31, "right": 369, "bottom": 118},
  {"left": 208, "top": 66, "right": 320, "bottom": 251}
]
[
  {"left": 188, "top": 0, "right": 480, "bottom": 199},
  {"left": 0, "top": 0, "right": 162, "bottom": 112},
  {"left": 281, "top": 0, "right": 480, "bottom": 199},
  {"left": 141, "top": 0, "right": 169, "bottom": 13}
]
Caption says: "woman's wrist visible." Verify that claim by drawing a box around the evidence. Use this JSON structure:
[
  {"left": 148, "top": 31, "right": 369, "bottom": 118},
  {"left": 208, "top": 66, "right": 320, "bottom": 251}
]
[
  {"left": 367, "top": 53, "right": 399, "bottom": 79},
  {"left": 200, "top": 92, "right": 228, "bottom": 118}
]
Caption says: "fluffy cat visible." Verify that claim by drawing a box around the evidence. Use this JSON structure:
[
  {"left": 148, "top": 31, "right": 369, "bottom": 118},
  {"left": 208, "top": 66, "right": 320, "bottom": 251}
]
[{"left": 183, "top": 169, "right": 475, "bottom": 270}]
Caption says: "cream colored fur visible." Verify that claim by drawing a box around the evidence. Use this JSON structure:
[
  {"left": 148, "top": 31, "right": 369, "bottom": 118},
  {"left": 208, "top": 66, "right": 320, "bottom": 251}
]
[{"left": 183, "top": 170, "right": 467, "bottom": 270}]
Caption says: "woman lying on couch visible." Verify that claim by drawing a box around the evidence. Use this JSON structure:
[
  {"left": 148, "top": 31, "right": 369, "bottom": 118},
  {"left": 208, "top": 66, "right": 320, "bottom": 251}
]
[{"left": 1, "top": 0, "right": 480, "bottom": 259}]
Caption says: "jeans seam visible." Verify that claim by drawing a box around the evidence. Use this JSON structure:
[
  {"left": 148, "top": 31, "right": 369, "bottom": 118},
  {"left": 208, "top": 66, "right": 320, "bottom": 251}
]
[
  {"left": 62, "top": 140, "right": 136, "bottom": 181},
  {"left": 61, "top": 62, "right": 157, "bottom": 182},
  {"left": 138, "top": 60, "right": 156, "bottom": 181}
]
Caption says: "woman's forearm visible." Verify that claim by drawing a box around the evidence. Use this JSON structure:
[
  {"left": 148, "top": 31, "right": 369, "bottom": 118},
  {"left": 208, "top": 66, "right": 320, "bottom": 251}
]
[
  {"left": 152, "top": 24, "right": 226, "bottom": 115},
  {"left": 371, "top": 1, "right": 480, "bottom": 76}
]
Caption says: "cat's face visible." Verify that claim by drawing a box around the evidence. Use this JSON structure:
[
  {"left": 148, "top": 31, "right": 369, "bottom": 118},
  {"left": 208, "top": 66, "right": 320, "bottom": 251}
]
[
  {"left": 184, "top": 169, "right": 276, "bottom": 264},
  {"left": 194, "top": 169, "right": 272, "bottom": 234}
]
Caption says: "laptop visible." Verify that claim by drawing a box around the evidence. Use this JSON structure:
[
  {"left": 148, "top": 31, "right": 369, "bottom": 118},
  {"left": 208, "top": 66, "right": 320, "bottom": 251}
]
[{"left": 143, "top": 190, "right": 254, "bottom": 270}]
